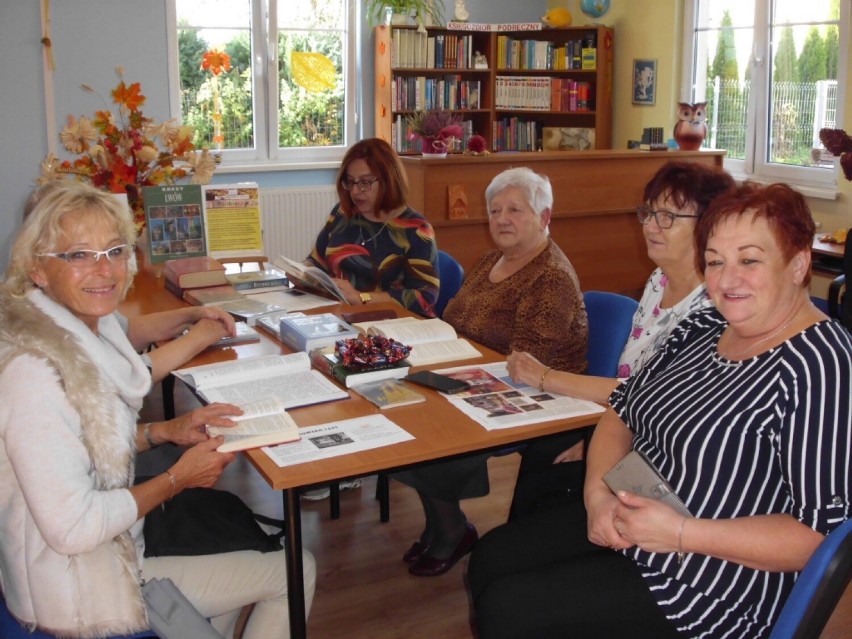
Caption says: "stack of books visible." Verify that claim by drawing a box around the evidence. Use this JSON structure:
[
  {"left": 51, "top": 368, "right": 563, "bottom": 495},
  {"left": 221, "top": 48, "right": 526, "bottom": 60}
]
[{"left": 163, "top": 256, "right": 245, "bottom": 306}]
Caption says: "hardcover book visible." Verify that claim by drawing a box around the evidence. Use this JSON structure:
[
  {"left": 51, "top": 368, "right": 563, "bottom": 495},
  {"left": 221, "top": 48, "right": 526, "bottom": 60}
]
[
  {"left": 255, "top": 311, "right": 305, "bottom": 341},
  {"left": 272, "top": 256, "right": 347, "bottom": 302},
  {"left": 225, "top": 268, "right": 289, "bottom": 292},
  {"left": 163, "top": 255, "right": 227, "bottom": 289},
  {"left": 309, "top": 346, "right": 411, "bottom": 389},
  {"left": 206, "top": 396, "right": 300, "bottom": 452},
  {"left": 183, "top": 285, "right": 245, "bottom": 307},
  {"left": 218, "top": 297, "right": 287, "bottom": 326},
  {"left": 278, "top": 313, "right": 359, "bottom": 352},
  {"left": 143, "top": 184, "right": 206, "bottom": 264},
  {"left": 353, "top": 378, "right": 425, "bottom": 409}
]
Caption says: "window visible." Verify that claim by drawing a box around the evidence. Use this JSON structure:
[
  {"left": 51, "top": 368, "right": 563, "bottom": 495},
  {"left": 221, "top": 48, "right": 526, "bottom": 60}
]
[
  {"left": 682, "top": 0, "right": 849, "bottom": 196},
  {"left": 167, "top": 0, "right": 360, "bottom": 169}
]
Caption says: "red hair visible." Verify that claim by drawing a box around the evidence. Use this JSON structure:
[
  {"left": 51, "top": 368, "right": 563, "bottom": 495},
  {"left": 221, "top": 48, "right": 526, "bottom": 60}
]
[
  {"left": 336, "top": 138, "right": 409, "bottom": 218},
  {"left": 696, "top": 182, "right": 816, "bottom": 286}
]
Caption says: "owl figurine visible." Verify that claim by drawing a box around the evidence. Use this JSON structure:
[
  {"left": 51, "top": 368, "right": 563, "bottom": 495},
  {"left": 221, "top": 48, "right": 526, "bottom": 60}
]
[{"left": 674, "top": 102, "right": 708, "bottom": 151}]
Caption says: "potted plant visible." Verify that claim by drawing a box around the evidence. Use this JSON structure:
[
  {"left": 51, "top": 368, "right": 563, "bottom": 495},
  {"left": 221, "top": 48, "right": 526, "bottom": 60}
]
[
  {"left": 364, "top": 0, "right": 445, "bottom": 28},
  {"left": 404, "top": 110, "right": 463, "bottom": 157}
]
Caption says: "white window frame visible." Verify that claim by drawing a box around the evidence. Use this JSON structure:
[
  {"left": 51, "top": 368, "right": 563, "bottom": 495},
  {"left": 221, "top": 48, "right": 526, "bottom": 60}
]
[
  {"left": 681, "top": 0, "right": 850, "bottom": 198},
  {"left": 166, "top": 0, "right": 362, "bottom": 172}
]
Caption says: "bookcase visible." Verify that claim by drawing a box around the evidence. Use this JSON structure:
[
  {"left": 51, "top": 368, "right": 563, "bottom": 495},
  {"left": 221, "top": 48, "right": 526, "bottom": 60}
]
[{"left": 374, "top": 24, "right": 614, "bottom": 154}]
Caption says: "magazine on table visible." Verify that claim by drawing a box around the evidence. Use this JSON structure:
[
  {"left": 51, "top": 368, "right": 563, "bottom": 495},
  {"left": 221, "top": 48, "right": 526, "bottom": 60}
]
[
  {"left": 431, "top": 362, "right": 605, "bottom": 431},
  {"left": 261, "top": 414, "right": 414, "bottom": 467},
  {"left": 173, "top": 352, "right": 348, "bottom": 408}
]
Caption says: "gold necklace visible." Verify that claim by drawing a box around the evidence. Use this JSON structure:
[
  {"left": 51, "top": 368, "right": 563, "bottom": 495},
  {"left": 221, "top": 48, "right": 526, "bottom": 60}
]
[{"left": 721, "top": 317, "right": 796, "bottom": 359}]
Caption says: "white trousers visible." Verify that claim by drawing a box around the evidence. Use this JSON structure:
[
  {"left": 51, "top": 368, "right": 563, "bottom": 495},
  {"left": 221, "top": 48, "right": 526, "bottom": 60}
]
[{"left": 143, "top": 548, "right": 316, "bottom": 639}]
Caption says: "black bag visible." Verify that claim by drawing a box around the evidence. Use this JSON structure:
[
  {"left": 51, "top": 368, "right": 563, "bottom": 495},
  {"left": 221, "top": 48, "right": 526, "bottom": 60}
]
[{"left": 142, "top": 484, "right": 285, "bottom": 558}]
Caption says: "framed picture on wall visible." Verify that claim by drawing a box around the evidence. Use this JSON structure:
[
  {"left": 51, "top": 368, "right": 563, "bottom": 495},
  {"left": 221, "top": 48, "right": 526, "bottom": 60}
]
[{"left": 632, "top": 59, "right": 657, "bottom": 106}]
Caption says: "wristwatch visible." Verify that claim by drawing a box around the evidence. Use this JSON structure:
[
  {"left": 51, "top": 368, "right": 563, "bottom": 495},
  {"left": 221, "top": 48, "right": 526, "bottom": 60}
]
[{"left": 359, "top": 292, "right": 372, "bottom": 305}]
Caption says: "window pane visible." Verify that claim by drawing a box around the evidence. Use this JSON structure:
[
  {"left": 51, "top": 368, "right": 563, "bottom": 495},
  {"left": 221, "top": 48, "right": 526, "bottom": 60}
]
[
  {"left": 176, "top": 0, "right": 255, "bottom": 151},
  {"left": 277, "top": 0, "right": 347, "bottom": 149},
  {"left": 767, "top": 0, "right": 839, "bottom": 168},
  {"left": 692, "top": 0, "right": 755, "bottom": 160}
]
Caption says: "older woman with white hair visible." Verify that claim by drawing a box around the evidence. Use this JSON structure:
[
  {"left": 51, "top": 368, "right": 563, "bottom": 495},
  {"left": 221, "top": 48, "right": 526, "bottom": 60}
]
[
  {"left": 0, "top": 181, "right": 315, "bottom": 638},
  {"left": 394, "top": 167, "right": 588, "bottom": 577}
]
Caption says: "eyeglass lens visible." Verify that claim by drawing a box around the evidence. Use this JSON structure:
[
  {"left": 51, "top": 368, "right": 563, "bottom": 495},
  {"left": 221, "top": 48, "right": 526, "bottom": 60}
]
[
  {"left": 342, "top": 178, "right": 377, "bottom": 192},
  {"left": 60, "top": 245, "right": 132, "bottom": 265}
]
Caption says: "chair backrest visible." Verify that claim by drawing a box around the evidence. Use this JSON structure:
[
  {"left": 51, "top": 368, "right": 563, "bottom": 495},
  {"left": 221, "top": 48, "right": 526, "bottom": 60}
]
[
  {"left": 768, "top": 518, "right": 852, "bottom": 639},
  {"left": 582, "top": 291, "right": 639, "bottom": 377},
  {"left": 435, "top": 250, "right": 464, "bottom": 318}
]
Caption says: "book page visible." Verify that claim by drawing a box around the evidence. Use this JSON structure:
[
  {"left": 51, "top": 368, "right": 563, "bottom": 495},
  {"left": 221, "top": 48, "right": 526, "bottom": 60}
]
[
  {"left": 208, "top": 411, "right": 299, "bottom": 453},
  {"left": 406, "top": 339, "right": 482, "bottom": 366},
  {"left": 245, "top": 289, "right": 338, "bottom": 312},
  {"left": 273, "top": 256, "right": 346, "bottom": 302},
  {"left": 352, "top": 316, "right": 419, "bottom": 335},
  {"left": 370, "top": 318, "right": 458, "bottom": 345},
  {"left": 198, "top": 370, "right": 348, "bottom": 408},
  {"left": 174, "top": 352, "right": 311, "bottom": 389}
]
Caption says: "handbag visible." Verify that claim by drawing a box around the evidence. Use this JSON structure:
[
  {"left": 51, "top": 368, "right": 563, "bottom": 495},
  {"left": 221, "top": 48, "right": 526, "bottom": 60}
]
[
  {"left": 142, "top": 484, "right": 285, "bottom": 558},
  {"left": 142, "top": 577, "right": 224, "bottom": 639}
]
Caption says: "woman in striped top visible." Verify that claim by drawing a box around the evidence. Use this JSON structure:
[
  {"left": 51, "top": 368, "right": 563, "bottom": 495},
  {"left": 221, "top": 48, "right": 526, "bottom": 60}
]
[{"left": 468, "top": 182, "right": 851, "bottom": 638}]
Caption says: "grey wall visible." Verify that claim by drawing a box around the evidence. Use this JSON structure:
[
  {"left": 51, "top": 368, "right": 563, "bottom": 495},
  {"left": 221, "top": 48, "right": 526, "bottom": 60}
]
[{"left": 0, "top": 0, "right": 541, "bottom": 267}]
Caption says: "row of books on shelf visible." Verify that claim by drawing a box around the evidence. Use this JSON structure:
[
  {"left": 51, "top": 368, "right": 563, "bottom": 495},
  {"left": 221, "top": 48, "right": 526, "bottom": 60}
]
[
  {"left": 391, "top": 76, "right": 481, "bottom": 111},
  {"left": 495, "top": 35, "right": 596, "bottom": 71},
  {"left": 392, "top": 30, "right": 480, "bottom": 70},
  {"left": 390, "top": 116, "right": 474, "bottom": 154},
  {"left": 495, "top": 77, "right": 593, "bottom": 112}
]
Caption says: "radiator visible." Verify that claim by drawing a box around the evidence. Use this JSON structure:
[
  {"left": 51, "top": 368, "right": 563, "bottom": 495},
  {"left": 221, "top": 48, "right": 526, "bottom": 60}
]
[{"left": 260, "top": 186, "right": 338, "bottom": 261}]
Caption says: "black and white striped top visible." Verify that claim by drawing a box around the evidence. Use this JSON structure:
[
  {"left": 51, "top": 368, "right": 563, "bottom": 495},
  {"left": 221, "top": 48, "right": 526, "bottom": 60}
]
[{"left": 610, "top": 307, "right": 851, "bottom": 639}]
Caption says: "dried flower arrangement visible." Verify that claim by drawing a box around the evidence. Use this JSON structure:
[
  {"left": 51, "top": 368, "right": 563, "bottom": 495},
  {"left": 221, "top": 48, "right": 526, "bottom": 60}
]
[
  {"left": 39, "top": 66, "right": 217, "bottom": 230},
  {"left": 464, "top": 133, "right": 490, "bottom": 156},
  {"left": 819, "top": 128, "right": 852, "bottom": 182}
]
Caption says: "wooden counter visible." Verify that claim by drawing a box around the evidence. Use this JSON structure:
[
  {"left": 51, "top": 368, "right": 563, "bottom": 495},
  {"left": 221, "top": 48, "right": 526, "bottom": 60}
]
[{"left": 402, "top": 149, "right": 726, "bottom": 297}]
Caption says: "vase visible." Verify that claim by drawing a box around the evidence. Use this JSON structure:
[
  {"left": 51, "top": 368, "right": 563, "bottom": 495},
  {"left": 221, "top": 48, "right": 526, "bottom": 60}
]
[{"left": 421, "top": 136, "right": 448, "bottom": 158}]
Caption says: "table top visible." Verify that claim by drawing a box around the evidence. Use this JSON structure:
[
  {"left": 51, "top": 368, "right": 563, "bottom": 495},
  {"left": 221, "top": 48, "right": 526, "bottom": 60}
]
[
  {"left": 121, "top": 257, "right": 601, "bottom": 491},
  {"left": 812, "top": 237, "right": 846, "bottom": 259}
]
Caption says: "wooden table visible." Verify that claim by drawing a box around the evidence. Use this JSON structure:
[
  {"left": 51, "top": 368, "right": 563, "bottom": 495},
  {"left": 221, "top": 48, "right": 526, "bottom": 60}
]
[
  {"left": 812, "top": 236, "right": 846, "bottom": 277},
  {"left": 121, "top": 264, "right": 602, "bottom": 639}
]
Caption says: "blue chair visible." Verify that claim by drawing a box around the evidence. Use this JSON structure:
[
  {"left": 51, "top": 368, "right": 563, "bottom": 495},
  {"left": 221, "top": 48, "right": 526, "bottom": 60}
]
[
  {"left": 1, "top": 593, "right": 156, "bottom": 639},
  {"left": 768, "top": 518, "right": 852, "bottom": 639},
  {"left": 583, "top": 291, "right": 640, "bottom": 377},
  {"left": 435, "top": 250, "right": 465, "bottom": 318}
]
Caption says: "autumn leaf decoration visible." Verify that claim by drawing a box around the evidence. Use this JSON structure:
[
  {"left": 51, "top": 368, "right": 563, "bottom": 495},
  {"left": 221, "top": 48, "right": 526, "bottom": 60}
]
[{"left": 39, "top": 66, "right": 217, "bottom": 231}]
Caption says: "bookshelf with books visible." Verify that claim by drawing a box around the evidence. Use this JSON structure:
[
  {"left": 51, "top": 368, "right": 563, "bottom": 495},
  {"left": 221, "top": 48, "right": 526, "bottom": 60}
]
[{"left": 374, "top": 24, "right": 613, "bottom": 154}]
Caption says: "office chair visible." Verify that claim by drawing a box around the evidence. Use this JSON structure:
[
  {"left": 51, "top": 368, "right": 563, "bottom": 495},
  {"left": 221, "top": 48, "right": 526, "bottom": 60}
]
[
  {"left": 583, "top": 291, "right": 640, "bottom": 377},
  {"left": 0, "top": 593, "right": 156, "bottom": 639},
  {"left": 434, "top": 250, "right": 465, "bottom": 318},
  {"left": 768, "top": 517, "right": 852, "bottom": 639},
  {"left": 827, "top": 229, "right": 850, "bottom": 333}
]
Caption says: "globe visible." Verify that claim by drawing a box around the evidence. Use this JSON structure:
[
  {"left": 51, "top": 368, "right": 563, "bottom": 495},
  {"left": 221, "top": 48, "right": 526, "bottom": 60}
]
[{"left": 580, "top": 0, "right": 611, "bottom": 20}]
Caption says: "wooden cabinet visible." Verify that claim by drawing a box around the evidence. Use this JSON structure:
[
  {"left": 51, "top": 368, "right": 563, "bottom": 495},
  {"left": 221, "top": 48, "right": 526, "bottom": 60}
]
[
  {"left": 374, "top": 24, "right": 613, "bottom": 154},
  {"left": 400, "top": 150, "right": 726, "bottom": 297}
]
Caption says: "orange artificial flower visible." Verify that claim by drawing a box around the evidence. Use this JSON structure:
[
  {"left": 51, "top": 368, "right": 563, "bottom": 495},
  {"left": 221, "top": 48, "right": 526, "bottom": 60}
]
[{"left": 201, "top": 50, "right": 232, "bottom": 76}]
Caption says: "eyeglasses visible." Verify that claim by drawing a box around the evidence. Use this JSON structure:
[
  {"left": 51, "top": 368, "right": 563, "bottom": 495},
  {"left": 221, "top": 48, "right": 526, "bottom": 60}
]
[
  {"left": 341, "top": 177, "right": 379, "bottom": 192},
  {"left": 636, "top": 205, "right": 699, "bottom": 229},
  {"left": 37, "top": 244, "right": 133, "bottom": 267}
]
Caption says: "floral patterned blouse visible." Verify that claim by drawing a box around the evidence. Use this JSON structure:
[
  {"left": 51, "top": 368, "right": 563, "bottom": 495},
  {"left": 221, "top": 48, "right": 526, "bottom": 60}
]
[{"left": 616, "top": 267, "right": 711, "bottom": 378}]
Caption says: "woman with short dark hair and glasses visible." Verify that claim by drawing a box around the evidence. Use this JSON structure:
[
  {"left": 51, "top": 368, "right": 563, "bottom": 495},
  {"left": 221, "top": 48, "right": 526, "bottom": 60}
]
[
  {"left": 305, "top": 137, "right": 439, "bottom": 317},
  {"left": 504, "top": 161, "right": 735, "bottom": 519}
]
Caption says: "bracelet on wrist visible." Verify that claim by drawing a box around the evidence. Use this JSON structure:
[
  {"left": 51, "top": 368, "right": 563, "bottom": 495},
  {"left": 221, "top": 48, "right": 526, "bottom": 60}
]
[
  {"left": 143, "top": 423, "right": 157, "bottom": 448},
  {"left": 538, "top": 366, "right": 551, "bottom": 392},
  {"left": 677, "top": 516, "right": 688, "bottom": 564},
  {"left": 164, "top": 469, "right": 177, "bottom": 500}
]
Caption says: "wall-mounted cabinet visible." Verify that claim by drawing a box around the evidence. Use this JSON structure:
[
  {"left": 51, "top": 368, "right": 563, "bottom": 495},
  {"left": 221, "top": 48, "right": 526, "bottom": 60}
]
[{"left": 374, "top": 25, "right": 614, "bottom": 154}]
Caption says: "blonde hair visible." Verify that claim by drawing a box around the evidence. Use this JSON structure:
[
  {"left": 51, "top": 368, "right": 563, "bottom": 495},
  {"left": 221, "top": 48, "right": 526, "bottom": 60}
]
[{"left": 3, "top": 181, "right": 138, "bottom": 298}]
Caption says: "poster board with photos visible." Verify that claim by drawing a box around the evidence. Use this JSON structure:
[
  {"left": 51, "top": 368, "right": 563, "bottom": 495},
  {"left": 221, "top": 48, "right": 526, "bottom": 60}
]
[
  {"left": 542, "top": 127, "right": 596, "bottom": 151},
  {"left": 202, "top": 183, "right": 265, "bottom": 260},
  {"left": 142, "top": 184, "right": 206, "bottom": 263}
]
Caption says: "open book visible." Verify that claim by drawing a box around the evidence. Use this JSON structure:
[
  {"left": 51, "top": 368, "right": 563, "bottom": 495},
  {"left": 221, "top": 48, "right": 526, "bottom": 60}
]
[
  {"left": 174, "top": 351, "right": 348, "bottom": 408},
  {"left": 206, "top": 396, "right": 300, "bottom": 452},
  {"left": 273, "top": 255, "right": 346, "bottom": 302},
  {"left": 353, "top": 317, "right": 482, "bottom": 367}
]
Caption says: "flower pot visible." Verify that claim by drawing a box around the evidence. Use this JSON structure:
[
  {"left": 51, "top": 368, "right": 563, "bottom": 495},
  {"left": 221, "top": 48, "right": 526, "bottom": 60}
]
[{"left": 421, "top": 136, "right": 448, "bottom": 158}]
